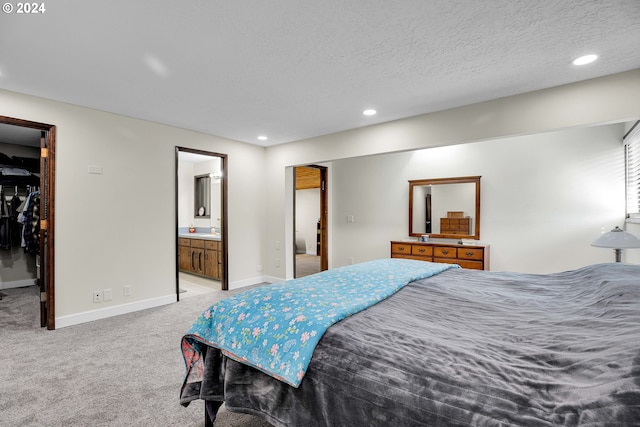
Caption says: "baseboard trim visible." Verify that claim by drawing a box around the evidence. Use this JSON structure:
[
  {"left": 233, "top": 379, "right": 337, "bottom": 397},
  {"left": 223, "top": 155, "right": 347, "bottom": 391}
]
[
  {"left": 0, "top": 279, "right": 36, "bottom": 290},
  {"left": 55, "top": 278, "right": 285, "bottom": 328},
  {"left": 55, "top": 294, "right": 177, "bottom": 329},
  {"left": 229, "top": 275, "right": 282, "bottom": 290}
]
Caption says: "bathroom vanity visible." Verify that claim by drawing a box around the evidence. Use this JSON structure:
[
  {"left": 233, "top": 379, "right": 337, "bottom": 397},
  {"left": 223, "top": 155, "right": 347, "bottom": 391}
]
[{"left": 178, "top": 235, "right": 223, "bottom": 280}]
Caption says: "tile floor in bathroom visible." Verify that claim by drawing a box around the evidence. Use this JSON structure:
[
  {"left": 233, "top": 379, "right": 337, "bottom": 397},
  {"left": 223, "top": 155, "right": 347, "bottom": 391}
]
[{"left": 178, "top": 272, "right": 222, "bottom": 298}]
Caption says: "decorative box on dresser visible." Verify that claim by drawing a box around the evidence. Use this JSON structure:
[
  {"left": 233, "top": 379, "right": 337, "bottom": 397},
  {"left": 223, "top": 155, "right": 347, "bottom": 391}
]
[{"left": 390, "top": 241, "right": 490, "bottom": 270}]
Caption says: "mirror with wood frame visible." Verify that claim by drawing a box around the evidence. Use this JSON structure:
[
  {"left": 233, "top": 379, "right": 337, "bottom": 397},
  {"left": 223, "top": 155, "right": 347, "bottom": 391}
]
[
  {"left": 409, "top": 176, "right": 481, "bottom": 240},
  {"left": 194, "top": 174, "right": 211, "bottom": 218}
]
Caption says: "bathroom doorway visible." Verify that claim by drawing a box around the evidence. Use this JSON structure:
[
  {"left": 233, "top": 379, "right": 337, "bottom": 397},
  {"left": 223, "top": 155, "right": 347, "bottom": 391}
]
[
  {"left": 293, "top": 165, "right": 327, "bottom": 278},
  {"left": 175, "top": 147, "right": 228, "bottom": 299}
]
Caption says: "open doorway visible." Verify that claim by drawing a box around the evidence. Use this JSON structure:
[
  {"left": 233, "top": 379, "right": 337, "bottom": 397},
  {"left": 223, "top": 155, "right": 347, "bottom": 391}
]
[
  {"left": 293, "top": 165, "right": 327, "bottom": 278},
  {"left": 0, "top": 116, "right": 56, "bottom": 330},
  {"left": 175, "top": 147, "right": 228, "bottom": 299}
]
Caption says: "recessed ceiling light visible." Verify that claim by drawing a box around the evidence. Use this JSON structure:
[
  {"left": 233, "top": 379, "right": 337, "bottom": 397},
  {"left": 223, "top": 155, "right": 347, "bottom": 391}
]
[
  {"left": 257, "top": 135, "right": 268, "bottom": 141},
  {"left": 363, "top": 109, "right": 377, "bottom": 116},
  {"left": 572, "top": 54, "right": 598, "bottom": 66}
]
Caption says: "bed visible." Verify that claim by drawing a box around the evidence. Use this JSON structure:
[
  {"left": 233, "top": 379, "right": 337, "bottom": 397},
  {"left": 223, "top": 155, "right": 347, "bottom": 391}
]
[{"left": 180, "top": 259, "right": 640, "bottom": 426}]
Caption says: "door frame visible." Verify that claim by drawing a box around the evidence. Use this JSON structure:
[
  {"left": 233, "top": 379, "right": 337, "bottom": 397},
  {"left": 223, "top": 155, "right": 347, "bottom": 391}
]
[
  {"left": 0, "top": 115, "right": 56, "bottom": 329},
  {"left": 175, "top": 147, "right": 228, "bottom": 295},
  {"left": 293, "top": 165, "right": 328, "bottom": 277}
]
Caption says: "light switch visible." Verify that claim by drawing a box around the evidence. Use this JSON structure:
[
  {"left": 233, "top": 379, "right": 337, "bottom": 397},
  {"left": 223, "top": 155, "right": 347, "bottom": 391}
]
[{"left": 347, "top": 215, "right": 354, "bottom": 223}]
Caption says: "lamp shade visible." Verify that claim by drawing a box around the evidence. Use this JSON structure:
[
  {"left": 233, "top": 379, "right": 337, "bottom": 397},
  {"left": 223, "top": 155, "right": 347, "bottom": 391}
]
[{"left": 591, "top": 226, "right": 640, "bottom": 249}]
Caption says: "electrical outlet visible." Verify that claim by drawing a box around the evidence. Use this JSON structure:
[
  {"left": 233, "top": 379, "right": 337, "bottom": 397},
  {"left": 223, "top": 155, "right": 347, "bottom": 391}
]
[
  {"left": 275, "top": 257, "right": 280, "bottom": 268},
  {"left": 123, "top": 285, "right": 132, "bottom": 296},
  {"left": 348, "top": 257, "right": 354, "bottom": 265},
  {"left": 93, "top": 291, "right": 103, "bottom": 303},
  {"left": 103, "top": 288, "right": 113, "bottom": 301}
]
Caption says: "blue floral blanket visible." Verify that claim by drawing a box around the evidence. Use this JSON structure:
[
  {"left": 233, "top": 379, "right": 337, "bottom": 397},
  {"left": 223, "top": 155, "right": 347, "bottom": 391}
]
[{"left": 181, "top": 258, "right": 458, "bottom": 387}]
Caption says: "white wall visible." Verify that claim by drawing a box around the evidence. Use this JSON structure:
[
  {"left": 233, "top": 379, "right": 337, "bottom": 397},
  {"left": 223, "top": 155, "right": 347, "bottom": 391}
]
[
  {"left": 265, "top": 69, "right": 640, "bottom": 279},
  {"left": 177, "top": 160, "right": 194, "bottom": 228},
  {"left": 295, "top": 188, "right": 320, "bottom": 254},
  {"left": 430, "top": 183, "right": 475, "bottom": 235},
  {"left": 330, "top": 124, "right": 625, "bottom": 273},
  {"left": 0, "top": 88, "right": 267, "bottom": 327}
]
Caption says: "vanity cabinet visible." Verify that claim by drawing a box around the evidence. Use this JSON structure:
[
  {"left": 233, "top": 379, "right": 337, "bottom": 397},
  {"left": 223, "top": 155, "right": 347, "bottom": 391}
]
[
  {"left": 204, "top": 240, "right": 221, "bottom": 280},
  {"left": 190, "top": 239, "right": 206, "bottom": 275},
  {"left": 390, "top": 241, "right": 489, "bottom": 270},
  {"left": 179, "top": 237, "right": 222, "bottom": 280},
  {"left": 178, "top": 238, "right": 192, "bottom": 272}
]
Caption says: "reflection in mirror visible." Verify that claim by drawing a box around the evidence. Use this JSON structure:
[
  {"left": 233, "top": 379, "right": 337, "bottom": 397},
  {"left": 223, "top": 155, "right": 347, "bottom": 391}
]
[
  {"left": 409, "top": 176, "right": 481, "bottom": 240},
  {"left": 194, "top": 174, "right": 211, "bottom": 218}
]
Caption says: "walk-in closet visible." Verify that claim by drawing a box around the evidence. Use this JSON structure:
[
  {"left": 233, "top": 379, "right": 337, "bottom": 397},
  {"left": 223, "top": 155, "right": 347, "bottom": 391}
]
[{"left": 0, "top": 123, "right": 42, "bottom": 328}]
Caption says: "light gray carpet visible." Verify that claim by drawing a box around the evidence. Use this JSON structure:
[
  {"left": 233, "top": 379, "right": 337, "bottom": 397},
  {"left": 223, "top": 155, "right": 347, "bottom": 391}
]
[{"left": 0, "top": 285, "right": 273, "bottom": 426}]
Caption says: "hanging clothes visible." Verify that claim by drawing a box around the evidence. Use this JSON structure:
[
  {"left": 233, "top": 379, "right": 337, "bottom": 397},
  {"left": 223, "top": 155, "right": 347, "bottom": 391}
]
[
  {"left": 20, "top": 190, "right": 40, "bottom": 255},
  {"left": 9, "top": 191, "right": 22, "bottom": 247},
  {"left": 0, "top": 187, "right": 10, "bottom": 250}
]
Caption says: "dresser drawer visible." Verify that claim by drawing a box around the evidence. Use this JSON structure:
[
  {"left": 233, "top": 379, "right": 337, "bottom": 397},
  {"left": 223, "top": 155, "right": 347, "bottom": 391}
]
[
  {"left": 411, "top": 245, "right": 433, "bottom": 257},
  {"left": 457, "top": 247, "right": 483, "bottom": 260},
  {"left": 456, "top": 260, "right": 483, "bottom": 270},
  {"left": 391, "top": 243, "right": 412, "bottom": 255},
  {"left": 392, "top": 253, "right": 419, "bottom": 260},
  {"left": 190, "top": 239, "right": 205, "bottom": 249},
  {"left": 433, "top": 258, "right": 461, "bottom": 266},
  {"left": 433, "top": 247, "right": 457, "bottom": 258},
  {"left": 391, "top": 241, "right": 489, "bottom": 270},
  {"left": 205, "top": 240, "right": 220, "bottom": 251},
  {"left": 178, "top": 238, "right": 191, "bottom": 247}
]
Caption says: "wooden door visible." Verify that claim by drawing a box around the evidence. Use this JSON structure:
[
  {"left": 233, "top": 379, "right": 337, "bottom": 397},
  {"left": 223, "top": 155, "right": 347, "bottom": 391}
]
[
  {"left": 178, "top": 245, "right": 191, "bottom": 271},
  {"left": 191, "top": 248, "right": 204, "bottom": 274},
  {"left": 204, "top": 248, "right": 219, "bottom": 279},
  {"left": 38, "top": 126, "right": 56, "bottom": 329}
]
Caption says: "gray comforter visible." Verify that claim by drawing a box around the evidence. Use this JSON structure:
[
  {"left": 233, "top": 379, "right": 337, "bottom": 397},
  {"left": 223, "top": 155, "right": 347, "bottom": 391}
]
[{"left": 181, "top": 263, "right": 640, "bottom": 426}]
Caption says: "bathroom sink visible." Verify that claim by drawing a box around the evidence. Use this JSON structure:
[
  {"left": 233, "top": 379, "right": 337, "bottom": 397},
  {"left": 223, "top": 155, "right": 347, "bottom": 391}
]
[{"left": 186, "top": 233, "right": 220, "bottom": 239}]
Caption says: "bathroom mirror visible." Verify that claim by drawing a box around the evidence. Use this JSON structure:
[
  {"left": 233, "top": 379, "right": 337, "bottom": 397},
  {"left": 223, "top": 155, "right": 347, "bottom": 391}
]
[
  {"left": 409, "top": 176, "right": 481, "bottom": 240},
  {"left": 194, "top": 174, "right": 211, "bottom": 218}
]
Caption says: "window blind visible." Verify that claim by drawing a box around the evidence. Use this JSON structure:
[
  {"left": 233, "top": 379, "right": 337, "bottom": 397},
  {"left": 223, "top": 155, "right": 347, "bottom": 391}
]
[{"left": 625, "top": 121, "right": 640, "bottom": 219}]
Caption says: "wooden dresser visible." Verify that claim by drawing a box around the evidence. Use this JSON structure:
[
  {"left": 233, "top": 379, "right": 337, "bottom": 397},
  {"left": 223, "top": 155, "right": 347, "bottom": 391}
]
[
  {"left": 390, "top": 241, "right": 489, "bottom": 270},
  {"left": 439, "top": 211, "right": 471, "bottom": 235},
  {"left": 440, "top": 217, "right": 470, "bottom": 235}
]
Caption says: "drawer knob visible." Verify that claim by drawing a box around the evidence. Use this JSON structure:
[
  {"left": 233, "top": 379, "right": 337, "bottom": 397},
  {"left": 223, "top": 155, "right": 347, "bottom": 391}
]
[
  {"left": 442, "top": 250, "right": 449, "bottom": 255},
  {"left": 418, "top": 248, "right": 425, "bottom": 253},
  {"left": 465, "top": 251, "right": 474, "bottom": 256}
]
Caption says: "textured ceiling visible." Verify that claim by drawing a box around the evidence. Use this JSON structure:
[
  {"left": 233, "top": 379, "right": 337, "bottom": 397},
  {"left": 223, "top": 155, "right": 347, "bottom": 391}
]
[{"left": 1, "top": 0, "right": 639, "bottom": 147}]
